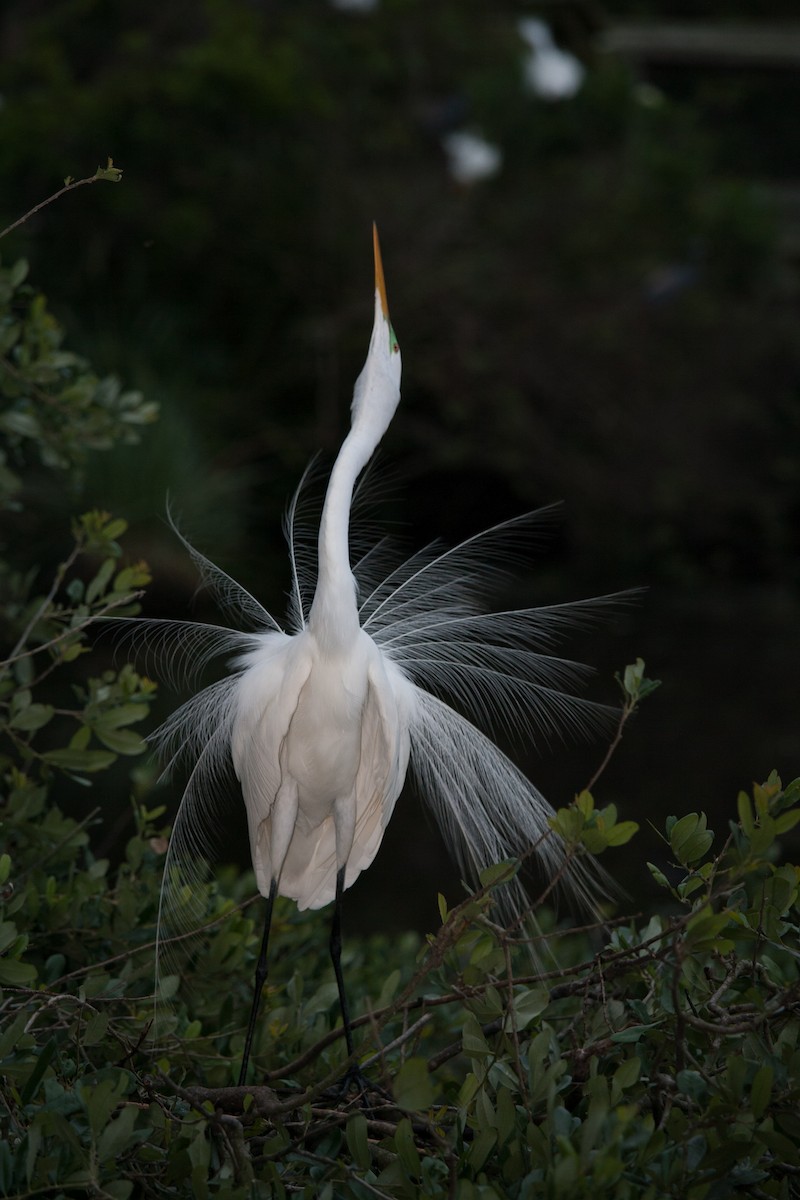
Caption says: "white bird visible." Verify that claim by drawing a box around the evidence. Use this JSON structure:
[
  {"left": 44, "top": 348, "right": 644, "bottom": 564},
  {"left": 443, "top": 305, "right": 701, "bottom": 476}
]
[
  {"left": 519, "top": 17, "right": 585, "bottom": 101},
  {"left": 442, "top": 130, "right": 503, "bottom": 186},
  {"left": 145, "top": 227, "right": 617, "bottom": 1086}
]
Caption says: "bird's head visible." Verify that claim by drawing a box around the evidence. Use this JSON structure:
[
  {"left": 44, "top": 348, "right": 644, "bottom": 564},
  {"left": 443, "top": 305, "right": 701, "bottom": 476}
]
[{"left": 350, "top": 224, "right": 402, "bottom": 439}]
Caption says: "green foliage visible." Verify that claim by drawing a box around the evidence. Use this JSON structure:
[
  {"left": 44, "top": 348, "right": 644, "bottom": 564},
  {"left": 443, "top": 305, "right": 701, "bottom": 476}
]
[
  {"left": 0, "top": 249, "right": 156, "bottom": 510},
  {"left": 0, "top": 507, "right": 155, "bottom": 782},
  {"left": 0, "top": 181, "right": 161, "bottom": 1192},
  {"left": 0, "top": 178, "right": 159, "bottom": 842},
  {"left": 2, "top": 770, "right": 800, "bottom": 1197}
]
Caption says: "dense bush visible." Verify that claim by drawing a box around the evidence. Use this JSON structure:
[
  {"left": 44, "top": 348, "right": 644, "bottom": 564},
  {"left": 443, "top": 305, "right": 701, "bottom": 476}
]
[{"left": 2, "top": 755, "right": 800, "bottom": 1197}]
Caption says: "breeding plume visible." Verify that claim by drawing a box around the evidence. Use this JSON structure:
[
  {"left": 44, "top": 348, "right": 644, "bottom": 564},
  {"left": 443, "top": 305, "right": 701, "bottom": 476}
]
[{"left": 149, "top": 228, "right": 614, "bottom": 1084}]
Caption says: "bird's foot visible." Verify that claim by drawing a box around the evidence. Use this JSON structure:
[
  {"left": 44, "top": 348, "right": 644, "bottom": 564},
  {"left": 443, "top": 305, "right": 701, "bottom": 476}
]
[{"left": 325, "top": 1064, "right": 392, "bottom": 1107}]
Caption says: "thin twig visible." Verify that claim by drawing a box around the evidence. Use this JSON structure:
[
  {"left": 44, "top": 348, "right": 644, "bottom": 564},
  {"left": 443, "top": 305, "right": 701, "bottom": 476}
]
[
  {"left": 584, "top": 697, "right": 635, "bottom": 793},
  {"left": 157, "top": 1072, "right": 282, "bottom": 1117},
  {"left": 4, "top": 544, "right": 81, "bottom": 667},
  {"left": 0, "top": 167, "right": 121, "bottom": 242},
  {"left": 360, "top": 1014, "right": 433, "bottom": 1070},
  {"left": 49, "top": 894, "right": 261, "bottom": 987},
  {"left": 13, "top": 807, "right": 101, "bottom": 888},
  {"left": 1, "top": 589, "right": 145, "bottom": 671}
]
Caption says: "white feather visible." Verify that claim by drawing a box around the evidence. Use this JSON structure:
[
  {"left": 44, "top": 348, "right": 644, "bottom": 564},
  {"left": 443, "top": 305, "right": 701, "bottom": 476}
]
[{"left": 139, "top": 230, "right": 626, "bottom": 1019}]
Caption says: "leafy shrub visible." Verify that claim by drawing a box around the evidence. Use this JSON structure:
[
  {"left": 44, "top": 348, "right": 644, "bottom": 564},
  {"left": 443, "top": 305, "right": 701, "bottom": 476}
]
[{"left": 2, "top": 763, "right": 800, "bottom": 1198}]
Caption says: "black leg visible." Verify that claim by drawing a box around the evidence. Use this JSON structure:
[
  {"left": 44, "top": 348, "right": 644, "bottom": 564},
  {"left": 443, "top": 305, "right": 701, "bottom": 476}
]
[
  {"left": 329, "top": 865, "right": 355, "bottom": 1057},
  {"left": 327, "top": 869, "right": 389, "bottom": 1103},
  {"left": 238, "top": 879, "right": 278, "bottom": 1086}
]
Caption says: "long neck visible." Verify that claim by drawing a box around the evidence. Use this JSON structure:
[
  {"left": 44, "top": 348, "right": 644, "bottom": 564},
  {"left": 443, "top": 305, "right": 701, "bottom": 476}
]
[{"left": 309, "top": 426, "right": 373, "bottom": 651}]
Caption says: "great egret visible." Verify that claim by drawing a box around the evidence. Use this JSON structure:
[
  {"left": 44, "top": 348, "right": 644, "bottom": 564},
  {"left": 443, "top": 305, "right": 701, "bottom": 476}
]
[
  {"left": 146, "top": 227, "right": 617, "bottom": 1086},
  {"left": 442, "top": 130, "right": 503, "bottom": 185},
  {"left": 519, "top": 18, "right": 585, "bottom": 101}
]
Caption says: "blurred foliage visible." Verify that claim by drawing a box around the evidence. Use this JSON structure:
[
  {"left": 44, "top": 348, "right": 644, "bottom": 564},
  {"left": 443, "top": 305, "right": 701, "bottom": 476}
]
[
  {"left": 0, "top": 220, "right": 159, "bottom": 792},
  {"left": 2, "top": 764, "right": 800, "bottom": 1197},
  {"left": 0, "top": 248, "right": 155, "bottom": 513},
  {"left": 0, "top": 0, "right": 797, "bottom": 591}
]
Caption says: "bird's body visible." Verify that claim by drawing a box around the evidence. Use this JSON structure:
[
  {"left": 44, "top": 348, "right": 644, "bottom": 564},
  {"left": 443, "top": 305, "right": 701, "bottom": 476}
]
[
  {"left": 145, "top": 227, "right": 619, "bottom": 1083},
  {"left": 225, "top": 230, "right": 411, "bottom": 914},
  {"left": 231, "top": 625, "right": 411, "bottom": 909}
]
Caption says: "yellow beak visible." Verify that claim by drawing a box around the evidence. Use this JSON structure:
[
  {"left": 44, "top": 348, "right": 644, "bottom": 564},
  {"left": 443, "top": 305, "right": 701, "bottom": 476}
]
[{"left": 373, "top": 222, "right": 390, "bottom": 321}]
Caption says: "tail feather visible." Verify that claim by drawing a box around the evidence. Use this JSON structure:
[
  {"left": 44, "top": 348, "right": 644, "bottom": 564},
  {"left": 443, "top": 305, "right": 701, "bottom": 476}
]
[{"left": 408, "top": 688, "right": 614, "bottom": 927}]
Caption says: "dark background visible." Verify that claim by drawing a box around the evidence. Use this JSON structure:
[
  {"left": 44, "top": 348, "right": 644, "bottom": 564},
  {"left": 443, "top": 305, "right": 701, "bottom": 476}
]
[{"left": 2, "top": 0, "right": 799, "bottom": 929}]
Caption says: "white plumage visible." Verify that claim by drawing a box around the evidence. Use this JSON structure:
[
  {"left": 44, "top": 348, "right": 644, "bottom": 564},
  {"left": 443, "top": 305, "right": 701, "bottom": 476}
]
[{"left": 145, "top": 227, "right": 618, "bottom": 1080}]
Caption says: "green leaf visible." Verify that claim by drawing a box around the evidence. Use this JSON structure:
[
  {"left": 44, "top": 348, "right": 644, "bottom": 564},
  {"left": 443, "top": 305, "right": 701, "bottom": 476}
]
[
  {"left": 9, "top": 703, "right": 54, "bottom": 732},
  {"left": 612, "top": 1055, "right": 641, "bottom": 1098},
  {"left": 622, "top": 659, "right": 644, "bottom": 696},
  {"left": 96, "top": 703, "right": 150, "bottom": 729},
  {"left": 775, "top": 809, "right": 800, "bottom": 835},
  {"left": 462, "top": 1013, "right": 491, "bottom": 1060},
  {"left": 685, "top": 1135, "right": 707, "bottom": 1172},
  {"left": 611, "top": 1021, "right": 662, "bottom": 1043},
  {"left": 86, "top": 557, "right": 116, "bottom": 604},
  {"left": 83, "top": 1011, "right": 111, "bottom": 1046},
  {"left": 103, "top": 1184, "right": 133, "bottom": 1200},
  {"left": 20, "top": 1037, "right": 58, "bottom": 1105},
  {"left": 113, "top": 563, "right": 151, "bottom": 592},
  {"left": 670, "top": 812, "right": 713, "bottom": 865},
  {"left": 70, "top": 723, "right": 91, "bottom": 750},
  {"left": 737, "top": 790, "right": 755, "bottom": 836},
  {"left": 26, "top": 1114, "right": 42, "bottom": 1186},
  {"left": 550, "top": 807, "right": 583, "bottom": 841},
  {"left": 96, "top": 1104, "right": 140, "bottom": 1162},
  {"left": 0, "top": 1012, "right": 26, "bottom": 1056},
  {"left": 467, "top": 1127, "right": 497, "bottom": 1173},
  {"left": 1, "top": 409, "right": 41, "bottom": 438},
  {"left": 509, "top": 985, "right": 550, "bottom": 1030},
  {"left": 103, "top": 518, "right": 129, "bottom": 541},
  {"left": 377, "top": 968, "right": 400, "bottom": 1009},
  {"left": 750, "top": 1065, "right": 773, "bottom": 1119},
  {"left": 575, "top": 790, "right": 595, "bottom": 817},
  {"left": 676, "top": 1069, "right": 707, "bottom": 1101},
  {"left": 0, "top": 921, "right": 22, "bottom": 954},
  {"left": 394, "top": 1118, "right": 421, "bottom": 1178},
  {"left": 495, "top": 1086, "right": 516, "bottom": 1146},
  {"left": 8, "top": 259, "right": 28, "bottom": 288},
  {"left": 11, "top": 688, "right": 32, "bottom": 715},
  {"left": 345, "top": 1113, "right": 371, "bottom": 1171},
  {"left": 457, "top": 1072, "right": 480, "bottom": 1110},
  {"left": 93, "top": 727, "right": 147, "bottom": 755},
  {"left": 478, "top": 859, "right": 519, "bottom": 888},
  {"left": 95, "top": 157, "right": 124, "bottom": 183},
  {"left": 60, "top": 640, "right": 87, "bottom": 662},
  {"left": 0, "top": 956, "right": 38, "bottom": 985},
  {"left": 647, "top": 862, "right": 671, "bottom": 889},
  {"left": 684, "top": 906, "right": 735, "bottom": 952},
  {"left": 393, "top": 1057, "right": 435, "bottom": 1112},
  {"left": 620, "top": 658, "right": 661, "bottom": 700},
  {"left": 82, "top": 1072, "right": 129, "bottom": 1137},
  {"left": 605, "top": 820, "right": 639, "bottom": 846},
  {"left": 42, "top": 747, "right": 117, "bottom": 772}
]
